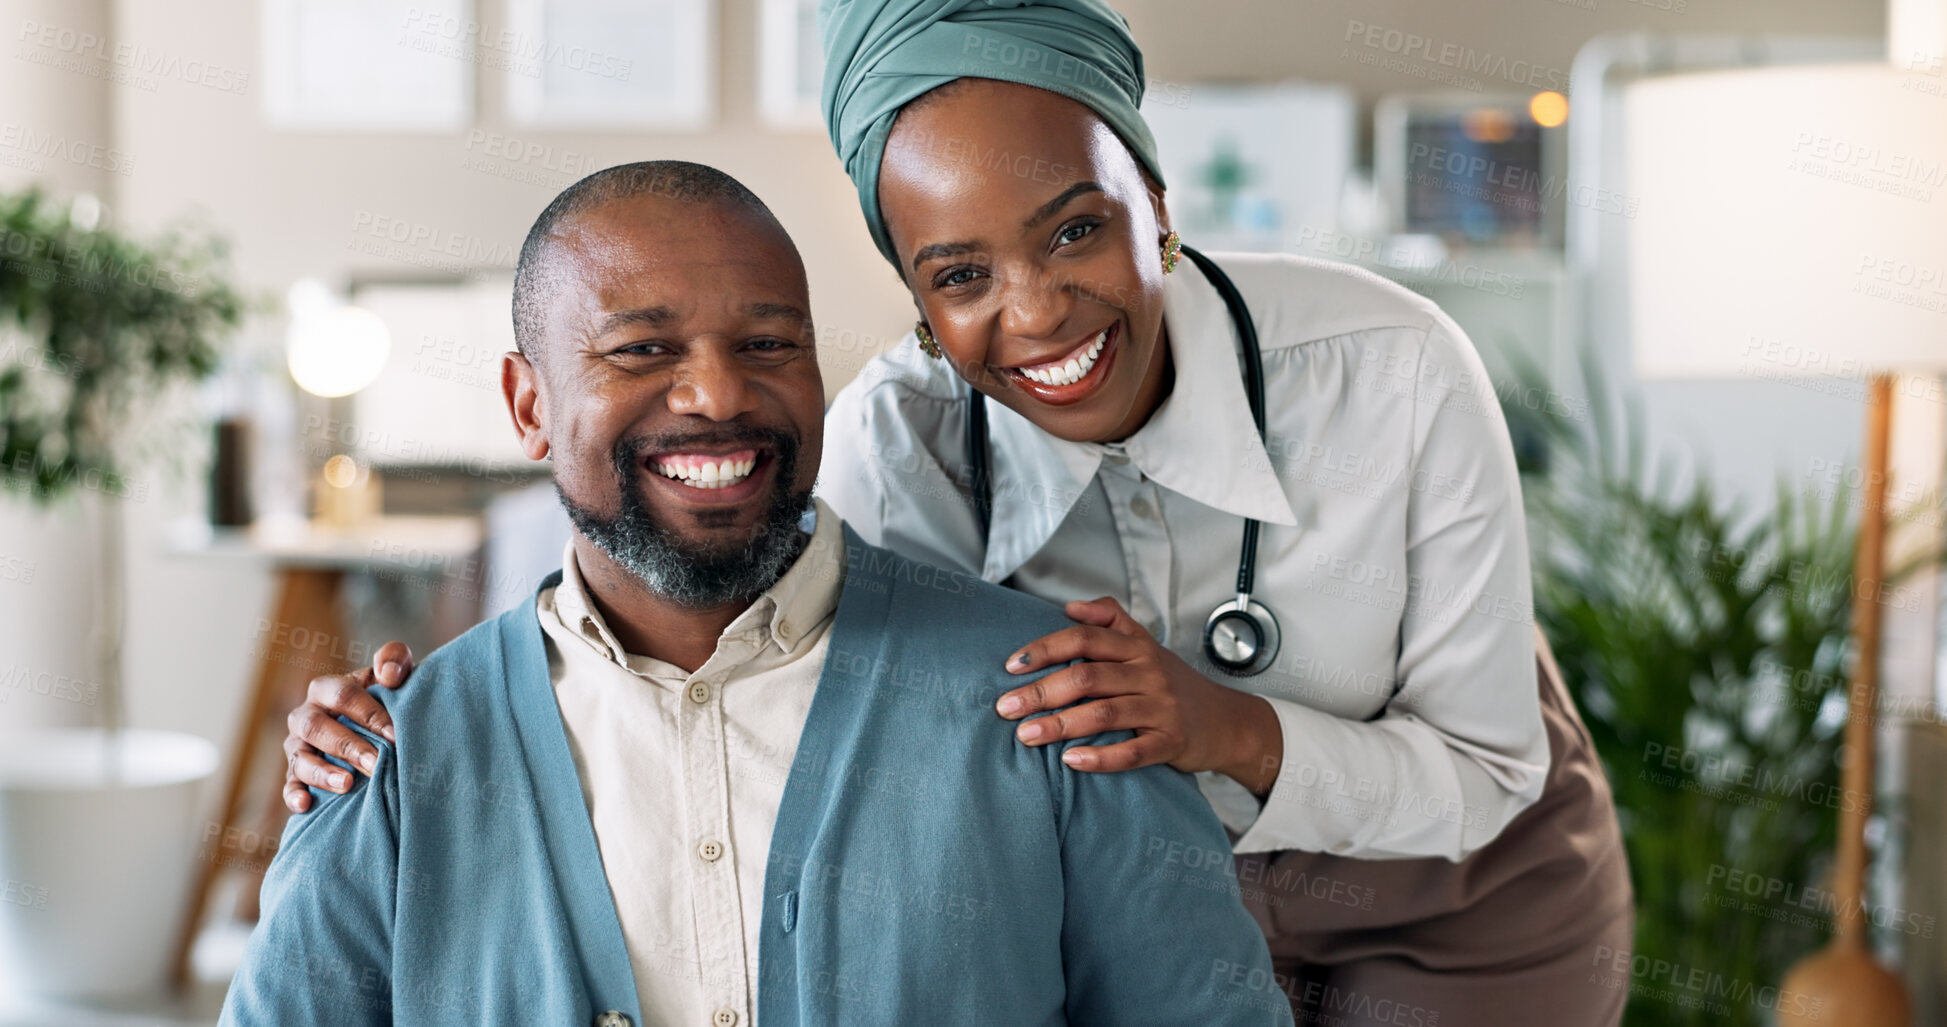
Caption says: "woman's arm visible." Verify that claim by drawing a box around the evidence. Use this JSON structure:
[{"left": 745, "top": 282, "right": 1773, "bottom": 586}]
[
  {"left": 281, "top": 641, "right": 413, "bottom": 813},
  {"left": 999, "top": 316, "right": 1550, "bottom": 862},
  {"left": 1224, "top": 317, "right": 1549, "bottom": 860}
]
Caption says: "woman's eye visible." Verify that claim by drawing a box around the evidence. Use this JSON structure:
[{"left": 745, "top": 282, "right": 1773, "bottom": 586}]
[
  {"left": 1056, "top": 221, "right": 1096, "bottom": 246},
  {"left": 940, "top": 267, "right": 980, "bottom": 288}
]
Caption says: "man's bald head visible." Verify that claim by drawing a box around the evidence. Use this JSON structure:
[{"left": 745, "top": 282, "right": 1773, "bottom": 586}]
[{"left": 511, "top": 161, "right": 798, "bottom": 361}]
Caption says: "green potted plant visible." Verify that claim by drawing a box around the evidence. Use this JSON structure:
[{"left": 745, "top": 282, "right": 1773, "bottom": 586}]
[
  {"left": 0, "top": 188, "right": 246, "bottom": 999},
  {"left": 1500, "top": 355, "right": 1925, "bottom": 1027}
]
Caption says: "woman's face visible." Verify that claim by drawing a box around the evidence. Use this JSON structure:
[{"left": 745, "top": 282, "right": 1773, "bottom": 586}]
[{"left": 878, "top": 79, "right": 1172, "bottom": 444}]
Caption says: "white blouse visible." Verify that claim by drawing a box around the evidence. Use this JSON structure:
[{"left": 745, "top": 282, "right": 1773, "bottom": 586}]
[{"left": 816, "top": 251, "right": 1547, "bottom": 862}]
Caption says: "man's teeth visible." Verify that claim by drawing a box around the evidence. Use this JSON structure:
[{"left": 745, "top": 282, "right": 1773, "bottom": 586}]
[
  {"left": 653, "top": 456, "right": 758, "bottom": 489},
  {"left": 1019, "top": 329, "right": 1108, "bottom": 387}
]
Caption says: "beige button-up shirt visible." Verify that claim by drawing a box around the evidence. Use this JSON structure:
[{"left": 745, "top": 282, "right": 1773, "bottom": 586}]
[{"left": 536, "top": 499, "right": 844, "bottom": 1027}]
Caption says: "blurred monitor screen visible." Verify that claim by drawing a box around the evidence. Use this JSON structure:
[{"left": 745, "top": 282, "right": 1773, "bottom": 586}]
[{"left": 1375, "top": 93, "right": 1564, "bottom": 249}]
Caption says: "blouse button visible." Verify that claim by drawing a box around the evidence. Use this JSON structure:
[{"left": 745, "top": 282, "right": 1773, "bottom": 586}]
[
  {"left": 697, "top": 839, "right": 724, "bottom": 862},
  {"left": 688, "top": 681, "right": 711, "bottom": 704},
  {"left": 713, "top": 1009, "right": 739, "bottom": 1027}
]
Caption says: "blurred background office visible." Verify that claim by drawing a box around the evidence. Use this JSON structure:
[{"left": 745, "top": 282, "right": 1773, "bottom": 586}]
[{"left": 1, "top": 0, "right": 1943, "bottom": 1024}]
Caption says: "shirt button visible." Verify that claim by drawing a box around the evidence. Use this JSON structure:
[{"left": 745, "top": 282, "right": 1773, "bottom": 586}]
[
  {"left": 697, "top": 839, "right": 723, "bottom": 862},
  {"left": 688, "top": 681, "right": 711, "bottom": 704},
  {"left": 713, "top": 1009, "right": 738, "bottom": 1027},
  {"left": 594, "top": 1012, "right": 630, "bottom": 1027},
  {"left": 778, "top": 619, "right": 795, "bottom": 641},
  {"left": 1130, "top": 497, "right": 1156, "bottom": 519}
]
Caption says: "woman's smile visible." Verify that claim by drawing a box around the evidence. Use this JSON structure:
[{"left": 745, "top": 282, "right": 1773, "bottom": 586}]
[{"left": 1002, "top": 319, "right": 1121, "bottom": 406}]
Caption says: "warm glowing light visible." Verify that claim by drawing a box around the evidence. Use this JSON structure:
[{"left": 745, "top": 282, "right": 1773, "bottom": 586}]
[
  {"left": 1461, "top": 108, "right": 1516, "bottom": 143},
  {"left": 288, "top": 305, "right": 390, "bottom": 398},
  {"left": 1530, "top": 91, "right": 1569, "bottom": 128},
  {"left": 322, "top": 454, "right": 360, "bottom": 488}
]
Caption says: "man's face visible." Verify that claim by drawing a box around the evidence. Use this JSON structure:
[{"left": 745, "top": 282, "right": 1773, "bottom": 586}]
[{"left": 505, "top": 195, "right": 825, "bottom": 607}]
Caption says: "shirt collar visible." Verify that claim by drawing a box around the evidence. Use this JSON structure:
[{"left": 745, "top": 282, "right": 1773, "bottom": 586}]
[
  {"left": 551, "top": 497, "right": 845, "bottom": 668},
  {"left": 978, "top": 254, "right": 1298, "bottom": 582}
]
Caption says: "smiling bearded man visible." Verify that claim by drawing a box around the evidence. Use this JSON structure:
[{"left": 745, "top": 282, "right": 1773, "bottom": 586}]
[{"left": 220, "top": 161, "right": 1292, "bottom": 1027}]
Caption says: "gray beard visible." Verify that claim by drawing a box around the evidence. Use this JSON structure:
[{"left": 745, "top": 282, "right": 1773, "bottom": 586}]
[{"left": 557, "top": 428, "right": 812, "bottom": 609}]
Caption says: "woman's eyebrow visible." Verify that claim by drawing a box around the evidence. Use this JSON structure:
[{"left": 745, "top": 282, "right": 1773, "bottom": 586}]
[
  {"left": 910, "top": 240, "right": 982, "bottom": 273},
  {"left": 906, "top": 180, "right": 1106, "bottom": 273},
  {"left": 1022, "top": 181, "right": 1103, "bottom": 229}
]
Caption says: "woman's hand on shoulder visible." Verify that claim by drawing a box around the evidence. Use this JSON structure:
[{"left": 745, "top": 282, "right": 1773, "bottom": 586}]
[
  {"left": 282, "top": 641, "right": 415, "bottom": 813},
  {"left": 994, "top": 597, "right": 1284, "bottom": 794}
]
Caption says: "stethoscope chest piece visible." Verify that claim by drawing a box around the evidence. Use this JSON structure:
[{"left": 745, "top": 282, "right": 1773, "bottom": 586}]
[{"left": 1203, "top": 596, "right": 1280, "bottom": 677}]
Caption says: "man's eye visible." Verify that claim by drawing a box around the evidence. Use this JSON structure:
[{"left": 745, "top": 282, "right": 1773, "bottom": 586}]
[
  {"left": 616, "top": 342, "right": 665, "bottom": 356},
  {"left": 746, "top": 338, "right": 794, "bottom": 351}
]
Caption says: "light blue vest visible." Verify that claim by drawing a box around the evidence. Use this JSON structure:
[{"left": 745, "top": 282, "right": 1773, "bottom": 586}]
[{"left": 221, "top": 527, "right": 1294, "bottom": 1025}]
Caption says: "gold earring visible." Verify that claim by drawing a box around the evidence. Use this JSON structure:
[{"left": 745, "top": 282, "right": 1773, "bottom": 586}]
[
  {"left": 1160, "top": 231, "right": 1182, "bottom": 275},
  {"left": 915, "top": 322, "right": 942, "bottom": 359}
]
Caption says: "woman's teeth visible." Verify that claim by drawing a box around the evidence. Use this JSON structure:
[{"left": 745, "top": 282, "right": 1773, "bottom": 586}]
[
  {"left": 653, "top": 455, "right": 757, "bottom": 489},
  {"left": 1019, "top": 328, "right": 1108, "bottom": 388}
]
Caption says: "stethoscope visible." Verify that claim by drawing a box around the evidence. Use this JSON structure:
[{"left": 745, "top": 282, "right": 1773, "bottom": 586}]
[{"left": 964, "top": 244, "right": 1280, "bottom": 677}]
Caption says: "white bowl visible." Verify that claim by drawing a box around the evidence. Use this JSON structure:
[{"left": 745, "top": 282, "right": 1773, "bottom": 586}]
[{"left": 0, "top": 728, "right": 220, "bottom": 1000}]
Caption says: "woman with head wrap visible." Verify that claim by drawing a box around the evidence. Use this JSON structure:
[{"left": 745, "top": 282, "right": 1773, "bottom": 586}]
[
  {"left": 279, "top": 1, "right": 1633, "bottom": 1021},
  {"left": 812, "top": 1, "right": 1633, "bottom": 1024}
]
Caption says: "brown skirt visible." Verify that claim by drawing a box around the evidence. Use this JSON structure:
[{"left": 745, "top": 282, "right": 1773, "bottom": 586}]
[{"left": 1232, "top": 627, "right": 1635, "bottom": 1027}]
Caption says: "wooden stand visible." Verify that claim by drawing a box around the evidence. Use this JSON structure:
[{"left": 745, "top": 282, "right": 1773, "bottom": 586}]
[
  {"left": 169, "top": 566, "right": 343, "bottom": 987},
  {"left": 161, "top": 514, "right": 484, "bottom": 989},
  {"left": 1778, "top": 374, "right": 1911, "bottom": 1025}
]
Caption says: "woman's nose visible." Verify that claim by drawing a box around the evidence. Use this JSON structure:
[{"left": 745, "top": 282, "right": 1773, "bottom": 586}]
[{"left": 998, "top": 268, "right": 1078, "bottom": 341}]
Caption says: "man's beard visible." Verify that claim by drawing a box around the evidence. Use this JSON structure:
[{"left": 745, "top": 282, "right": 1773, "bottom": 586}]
[{"left": 557, "top": 427, "right": 813, "bottom": 609}]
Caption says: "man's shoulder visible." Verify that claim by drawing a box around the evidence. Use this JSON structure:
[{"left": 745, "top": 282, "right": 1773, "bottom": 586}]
[
  {"left": 840, "top": 536, "right": 1068, "bottom": 641},
  {"left": 830, "top": 536, "right": 1073, "bottom": 730},
  {"left": 370, "top": 603, "right": 538, "bottom": 740}
]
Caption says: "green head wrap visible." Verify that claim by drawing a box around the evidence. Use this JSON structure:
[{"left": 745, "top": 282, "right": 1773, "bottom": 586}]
[{"left": 818, "top": 0, "right": 1165, "bottom": 268}]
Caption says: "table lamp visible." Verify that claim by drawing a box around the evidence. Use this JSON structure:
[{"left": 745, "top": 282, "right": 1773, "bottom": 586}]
[
  {"left": 1623, "top": 30, "right": 1947, "bottom": 1027},
  {"left": 285, "top": 282, "right": 391, "bottom": 528}
]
